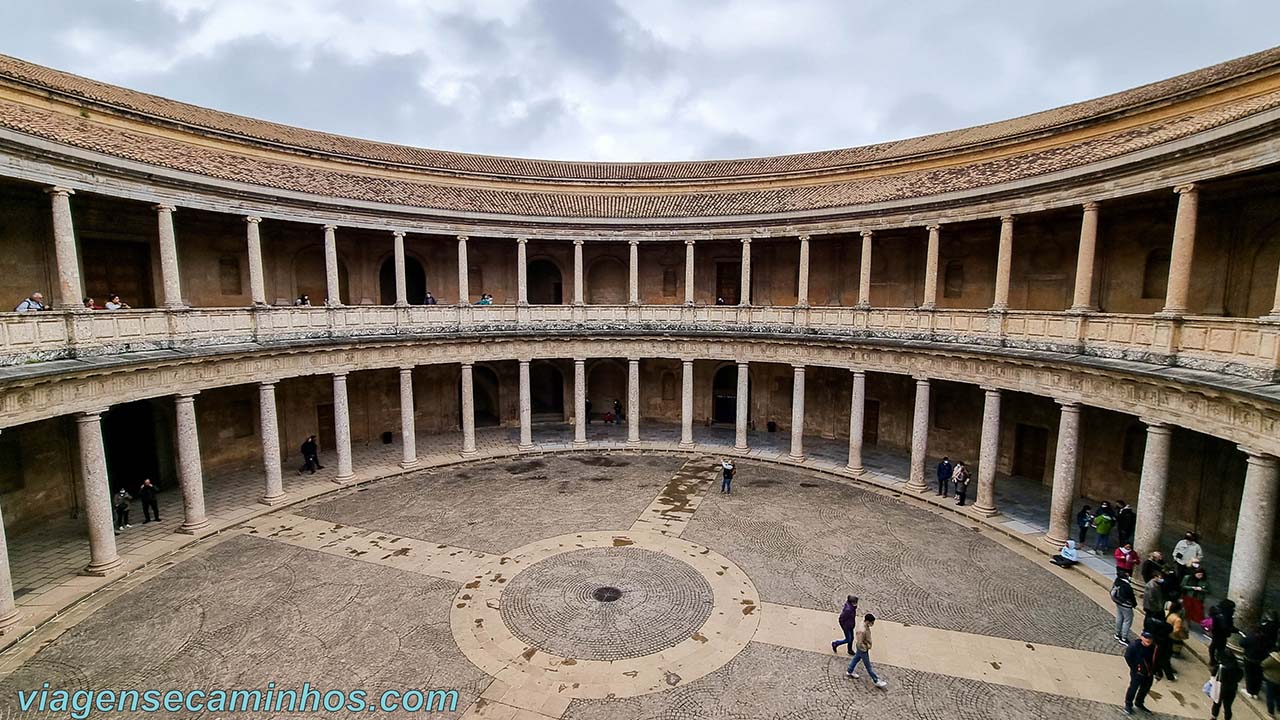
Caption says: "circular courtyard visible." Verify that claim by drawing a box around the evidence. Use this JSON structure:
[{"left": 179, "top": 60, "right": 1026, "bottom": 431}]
[{"left": 0, "top": 453, "right": 1212, "bottom": 719}]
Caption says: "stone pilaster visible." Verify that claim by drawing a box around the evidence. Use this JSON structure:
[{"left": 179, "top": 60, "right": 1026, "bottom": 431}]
[
  {"left": 991, "top": 216, "right": 1014, "bottom": 311},
  {"left": 399, "top": 367, "right": 417, "bottom": 467},
  {"left": 244, "top": 216, "right": 266, "bottom": 306},
  {"left": 393, "top": 231, "right": 408, "bottom": 307},
  {"left": 258, "top": 382, "right": 286, "bottom": 505},
  {"left": 1227, "top": 449, "right": 1279, "bottom": 626},
  {"left": 518, "top": 360, "right": 533, "bottom": 450},
  {"left": 573, "top": 358, "right": 587, "bottom": 445},
  {"left": 846, "top": 370, "right": 866, "bottom": 474},
  {"left": 573, "top": 239, "right": 585, "bottom": 306},
  {"left": 734, "top": 361, "right": 749, "bottom": 450},
  {"left": 684, "top": 239, "right": 696, "bottom": 305},
  {"left": 456, "top": 235, "right": 470, "bottom": 305},
  {"left": 1045, "top": 401, "right": 1082, "bottom": 546},
  {"left": 739, "top": 238, "right": 752, "bottom": 306},
  {"left": 679, "top": 359, "right": 695, "bottom": 449},
  {"left": 907, "top": 377, "right": 931, "bottom": 491},
  {"left": 1071, "top": 202, "right": 1100, "bottom": 312},
  {"left": 174, "top": 392, "right": 209, "bottom": 533},
  {"left": 460, "top": 363, "right": 477, "bottom": 455},
  {"left": 1161, "top": 184, "right": 1198, "bottom": 316},
  {"left": 332, "top": 372, "right": 354, "bottom": 481},
  {"left": 516, "top": 237, "right": 529, "bottom": 306},
  {"left": 1268, "top": 254, "right": 1280, "bottom": 320},
  {"left": 155, "top": 204, "right": 184, "bottom": 308},
  {"left": 0, "top": 489, "right": 19, "bottom": 629},
  {"left": 1133, "top": 420, "right": 1172, "bottom": 557},
  {"left": 46, "top": 187, "right": 83, "bottom": 310},
  {"left": 628, "top": 239, "right": 640, "bottom": 305},
  {"left": 627, "top": 358, "right": 640, "bottom": 445},
  {"left": 76, "top": 411, "right": 121, "bottom": 575},
  {"left": 323, "top": 224, "right": 341, "bottom": 306},
  {"left": 789, "top": 365, "right": 806, "bottom": 460},
  {"left": 973, "top": 387, "right": 1002, "bottom": 516},
  {"left": 796, "top": 235, "right": 810, "bottom": 308},
  {"left": 921, "top": 224, "right": 941, "bottom": 310},
  {"left": 857, "top": 230, "right": 873, "bottom": 309}
]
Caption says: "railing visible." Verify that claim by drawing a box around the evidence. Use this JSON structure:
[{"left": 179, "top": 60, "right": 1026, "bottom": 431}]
[{"left": 1, "top": 305, "right": 1276, "bottom": 382}]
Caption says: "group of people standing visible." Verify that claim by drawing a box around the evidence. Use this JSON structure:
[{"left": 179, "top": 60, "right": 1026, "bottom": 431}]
[
  {"left": 111, "top": 478, "right": 161, "bottom": 533},
  {"left": 1075, "top": 500, "right": 1137, "bottom": 554},
  {"left": 934, "top": 457, "right": 972, "bottom": 506}
]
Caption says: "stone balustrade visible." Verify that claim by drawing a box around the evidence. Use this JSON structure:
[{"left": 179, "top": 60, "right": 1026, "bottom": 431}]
[{"left": 1, "top": 306, "right": 1276, "bottom": 382}]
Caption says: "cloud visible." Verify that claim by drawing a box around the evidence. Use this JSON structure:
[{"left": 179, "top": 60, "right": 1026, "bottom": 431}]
[{"left": 1, "top": 0, "right": 1278, "bottom": 161}]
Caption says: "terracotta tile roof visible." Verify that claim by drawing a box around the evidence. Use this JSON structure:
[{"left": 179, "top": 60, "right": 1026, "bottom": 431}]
[{"left": 1, "top": 47, "right": 1278, "bottom": 183}]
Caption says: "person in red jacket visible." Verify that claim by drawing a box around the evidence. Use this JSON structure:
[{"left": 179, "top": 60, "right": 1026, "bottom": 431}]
[{"left": 1114, "top": 542, "right": 1140, "bottom": 579}]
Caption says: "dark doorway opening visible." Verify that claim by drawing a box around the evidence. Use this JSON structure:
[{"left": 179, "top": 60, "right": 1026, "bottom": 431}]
[
  {"left": 1013, "top": 424, "right": 1049, "bottom": 481},
  {"left": 83, "top": 238, "right": 155, "bottom": 308},
  {"left": 711, "top": 364, "right": 747, "bottom": 425},
  {"left": 528, "top": 259, "right": 564, "bottom": 305},
  {"left": 102, "top": 400, "right": 166, "bottom": 494},
  {"left": 715, "top": 261, "right": 741, "bottom": 305},
  {"left": 379, "top": 256, "right": 427, "bottom": 305},
  {"left": 863, "top": 399, "right": 880, "bottom": 446},
  {"left": 530, "top": 362, "right": 565, "bottom": 421},
  {"left": 468, "top": 365, "right": 501, "bottom": 427},
  {"left": 317, "top": 403, "right": 336, "bottom": 452}
]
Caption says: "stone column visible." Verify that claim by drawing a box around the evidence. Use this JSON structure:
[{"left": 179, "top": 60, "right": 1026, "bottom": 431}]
[
  {"left": 0, "top": 490, "right": 19, "bottom": 629},
  {"left": 76, "top": 411, "right": 121, "bottom": 575},
  {"left": 393, "top": 231, "right": 408, "bottom": 307},
  {"left": 846, "top": 370, "right": 866, "bottom": 474},
  {"left": 323, "top": 224, "right": 341, "bottom": 306},
  {"left": 518, "top": 360, "right": 533, "bottom": 450},
  {"left": 245, "top": 216, "right": 266, "bottom": 306},
  {"left": 573, "top": 358, "right": 587, "bottom": 445},
  {"left": 460, "top": 363, "right": 477, "bottom": 455},
  {"left": 155, "top": 204, "right": 184, "bottom": 308},
  {"left": 1268, "top": 255, "right": 1280, "bottom": 319},
  {"left": 1070, "top": 202, "right": 1100, "bottom": 311},
  {"left": 789, "top": 365, "right": 806, "bottom": 460},
  {"left": 679, "top": 359, "right": 695, "bottom": 448},
  {"left": 399, "top": 367, "right": 417, "bottom": 467},
  {"left": 921, "top": 224, "right": 941, "bottom": 310},
  {"left": 857, "top": 230, "right": 873, "bottom": 308},
  {"left": 684, "top": 239, "right": 696, "bottom": 305},
  {"left": 1228, "top": 450, "right": 1280, "bottom": 625},
  {"left": 734, "top": 361, "right": 749, "bottom": 450},
  {"left": 907, "top": 378, "right": 931, "bottom": 491},
  {"left": 1132, "top": 420, "right": 1172, "bottom": 557},
  {"left": 973, "top": 387, "right": 1002, "bottom": 516},
  {"left": 628, "top": 239, "right": 640, "bottom": 305},
  {"left": 627, "top": 358, "right": 640, "bottom": 445},
  {"left": 456, "top": 235, "right": 470, "bottom": 305},
  {"left": 332, "top": 372, "right": 354, "bottom": 481},
  {"left": 991, "top": 215, "right": 1014, "bottom": 311},
  {"left": 796, "top": 235, "right": 811, "bottom": 308},
  {"left": 174, "top": 392, "right": 209, "bottom": 533},
  {"left": 1044, "top": 401, "right": 1082, "bottom": 546},
  {"left": 47, "top": 187, "right": 83, "bottom": 310},
  {"left": 516, "top": 237, "right": 529, "bottom": 306},
  {"left": 1161, "top": 184, "right": 1198, "bottom": 316},
  {"left": 740, "top": 238, "right": 752, "bottom": 305},
  {"left": 258, "top": 382, "right": 286, "bottom": 505},
  {"left": 573, "top": 239, "right": 585, "bottom": 305}
]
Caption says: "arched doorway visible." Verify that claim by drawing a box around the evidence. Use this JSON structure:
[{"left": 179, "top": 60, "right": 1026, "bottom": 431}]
[
  {"left": 530, "top": 362, "right": 565, "bottom": 421},
  {"left": 587, "top": 361, "right": 626, "bottom": 423},
  {"left": 528, "top": 259, "right": 564, "bottom": 305},
  {"left": 469, "top": 365, "right": 501, "bottom": 427},
  {"left": 587, "top": 257, "right": 627, "bottom": 304},
  {"left": 293, "top": 249, "right": 348, "bottom": 305},
  {"left": 102, "top": 399, "right": 169, "bottom": 495},
  {"left": 712, "top": 364, "right": 748, "bottom": 425},
  {"left": 378, "top": 256, "right": 427, "bottom": 305}
]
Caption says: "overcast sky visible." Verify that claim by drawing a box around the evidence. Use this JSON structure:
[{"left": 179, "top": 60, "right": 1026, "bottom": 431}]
[{"left": 2, "top": 1, "right": 1278, "bottom": 162}]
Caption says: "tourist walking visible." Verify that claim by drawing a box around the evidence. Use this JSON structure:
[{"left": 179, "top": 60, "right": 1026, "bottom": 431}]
[
  {"left": 1112, "top": 575, "right": 1137, "bottom": 644},
  {"left": 1211, "top": 652, "right": 1244, "bottom": 720},
  {"left": 1114, "top": 542, "right": 1140, "bottom": 579},
  {"left": 138, "top": 478, "right": 160, "bottom": 523},
  {"left": 953, "top": 462, "right": 970, "bottom": 506},
  {"left": 830, "top": 595, "right": 858, "bottom": 655},
  {"left": 1143, "top": 611, "right": 1176, "bottom": 682},
  {"left": 1076, "top": 504, "right": 1093, "bottom": 545},
  {"left": 1181, "top": 567, "right": 1209, "bottom": 625},
  {"left": 1123, "top": 632, "right": 1157, "bottom": 715},
  {"left": 720, "top": 460, "right": 734, "bottom": 494},
  {"left": 846, "top": 614, "right": 888, "bottom": 688},
  {"left": 1143, "top": 572, "right": 1165, "bottom": 618},
  {"left": 1243, "top": 625, "right": 1270, "bottom": 698},
  {"left": 613, "top": 398, "right": 623, "bottom": 422},
  {"left": 113, "top": 487, "right": 132, "bottom": 531},
  {"left": 1210, "top": 600, "right": 1238, "bottom": 670},
  {"left": 1173, "top": 531, "right": 1203, "bottom": 579},
  {"left": 1166, "top": 599, "right": 1189, "bottom": 658},
  {"left": 14, "top": 291, "right": 46, "bottom": 312},
  {"left": 1262, "top": 644, "right": 1280, "bottom": 717},
  {"left": 1092, "top": 510, "right": 1115, "bottom": 553},
  {"left": 935, "top": 457, "right": 952, "bottom": 496},
  {"left": 1140, "top": 551, "right": 1166, "bottom": 583},
  {"left": 300, "top": 435, "right": 323, "bottom": 474},
  {"left": 1115, "top": 501, "right": 1136, "bottom": 547}
]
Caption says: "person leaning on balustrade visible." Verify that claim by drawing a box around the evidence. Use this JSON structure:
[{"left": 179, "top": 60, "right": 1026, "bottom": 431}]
[{"left": 14, "top": 291, "right": 47, "bottom": 312}]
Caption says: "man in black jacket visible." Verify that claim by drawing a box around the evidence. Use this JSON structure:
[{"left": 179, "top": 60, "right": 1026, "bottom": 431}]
[
  {"left": 300, "top": 435, "right": 323, "bottom": 474},
  {"left": 1124, "top": 632, "right": 1157, "bottom": 715},
  {"left": 936, "top": 457, "right": 953, "bottom": 496},
  {"left": 138, "top": 478, "right": 160, "bottom": 523},
  {"left": 1116, "top": 500, "right": 1136, "bottom": 546}
]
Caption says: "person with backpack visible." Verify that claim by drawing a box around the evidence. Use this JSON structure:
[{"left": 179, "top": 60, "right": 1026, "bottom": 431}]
[
  {"left": 830, "top": 595, "right": 858, "bottom": 656},
  {"left": 1112, "top": 575, "right": 1137, "bottom": 645}
]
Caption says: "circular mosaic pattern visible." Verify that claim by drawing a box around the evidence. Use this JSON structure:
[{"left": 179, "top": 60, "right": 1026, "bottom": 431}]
[{"left": 499, "top": 546, "right": 714, "bottom": 661}]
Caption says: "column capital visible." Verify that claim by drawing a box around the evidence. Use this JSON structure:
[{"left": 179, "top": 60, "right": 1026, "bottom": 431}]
[
  {"left": 1239, "top": 446, "right": 1279, "bottom": 464},
  {"left": 1082, "top": 200, "right": 1100, "bottom": 212},
  {"left": 517, "top": 357, "right": 532, "bottom": 366},
  {"left": 980, "top": 385, "right": 1002, "bottom": 394},
  {"left": 1139, "top": 417, "right": 1169, "bottom": 430},
  {"left": 573, "top": 239, "right": 584, "bottom": 246},
  {"left": 628, "top": 238, "right": 639, "bottom": 246},
  {"left": 798, "top": 234, "right": 810, "bottom": 242},
  {"left": 76, "top": 409, "right": 108, "bottom": 423},
  {"left": 398, "top": 365, "right": 415, "bottom": 373},
  {"left": 680, "top": 358, "right": 695, "bottom": 366},
  {"left": 153, "top": 203, "right": 176, "bottom": 213},
  {"left": 516, "top": 236, "right": 528, "bottom": 245},
  {"left": 1055, "top": 398, "right": 1082, "bottom": 410},
  {"left": 792, "top": 363, "right": 806, "bottom": 372},
  {"left": 850, "top": 368, "right": 866, "bottom": 377},
  {"left": 741, "top": 237, "right": 752, "bottom": 245},
  {"left": 859, "top": 229, "right": 874, "bottom": 238},
  {"left": 626, "top": 357, "right": 641, "bottom": 364},
  {"left": 258, "top": 380, "right": 278, "bottom": 389},
  {"left": 322, "top": 223, "right": 337, "bottom": 231},
  {"left": 684, "top": 238, "right": 696, "bottom": 246},
  {"left": 573, "top": 357, "right": 587, "bottom": 365},
  {"left": 1174, "top": 183, "right": 1198, "bottom": 195},
  {"left": 332, "top": 370, "right": 349, "bottom": 379},
  {"left": 457, "top": 235, "right": 469, "bottom": 242},
  {"left": 926, "top": 223, "right": 942, "bottom": 232},
  {"left": 1000, "top": 214, "right": 1015, "bottom": 225},
  {"left": 459, "top": 360, "right": 474, "bottom": 369},
  {"left": 737, "top": 360, "right": 750, "bottom": 368},
  {"left": 45, "top": 186, "right": 75, "bottom": 197},
  {"left": 175, "top": 390, "right": 200, "bottom": 401},
  {"left": 244, "top": 215, "right": 262, "bottom": 224},
  {"left": 912, "top": 375, "right": 931, "bottom": 385},
  {"left": 392, "top": 230, "right": 406, "bottom": 239}
]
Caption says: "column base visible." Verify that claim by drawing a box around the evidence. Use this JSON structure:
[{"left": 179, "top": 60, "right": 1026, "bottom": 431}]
[
  {"left": 733, "top": 444, "right": 749, "bottom": 451},
  {"left": 917, "top": 304, "right": 936, "bottom": 312},
  {"left": 1154, "top": 309, "right": 1186, "bottom": 319},
  {"left": 517, "top": 443, "right": 535, "bottom": 452},
  {"left": 845, "top": 465, "right": 864, "bottom": 476},
  {"left": 626, "top": 439, "right": 640, "bottom": 446},
  {"left": 854, "top": 302, "right": 871, "bottom": 310},
  {"left": 334, "top": 473, "right": 355, "bottom": 484},
  {"left": 260, "top": 492, "right": 289, "bottom": 506},
  {"left": 970, "top": 504, "right": 1000, "bottom": 518},
  {"left": 1260, "top": 314, "right": 1280, "bottom": 324},
  {"left": 399, "top": 459, "right": 419, "bottom": 470},
  {"left": 988, "top": 304, "right": 1008, "bottom": 313},
  {"left": 905, "top": 481, "right": 929, "bottom": 493},
  {"left": 1043, "top": 532, "right": 1067, "bottom": 548},
  {"left": 461, "top": 449, "right": 478, "bottom": 457},
  {"left": 678, "top": 441, "right": 695, "bottom": 450},
  {"left": 82, "top": 557, "right": 123, "bottom": 577},
  {"left": 788, "top": 453, "right": 806, "bottom": 462},
  {"left": 394, "top": 302, "right": 409, "bottom": 309},
  {"left": 176, "top": 518, "right": 211, "bottom": 535},
  {"left": 0, "top": 608, "right": 20, "bottom": 631},
  {"left": 1067, "top": 305, "right": 1097, "bottom": 314},
  {"left": 572, "top": 440, "right": 589, "bottom": 447}
]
